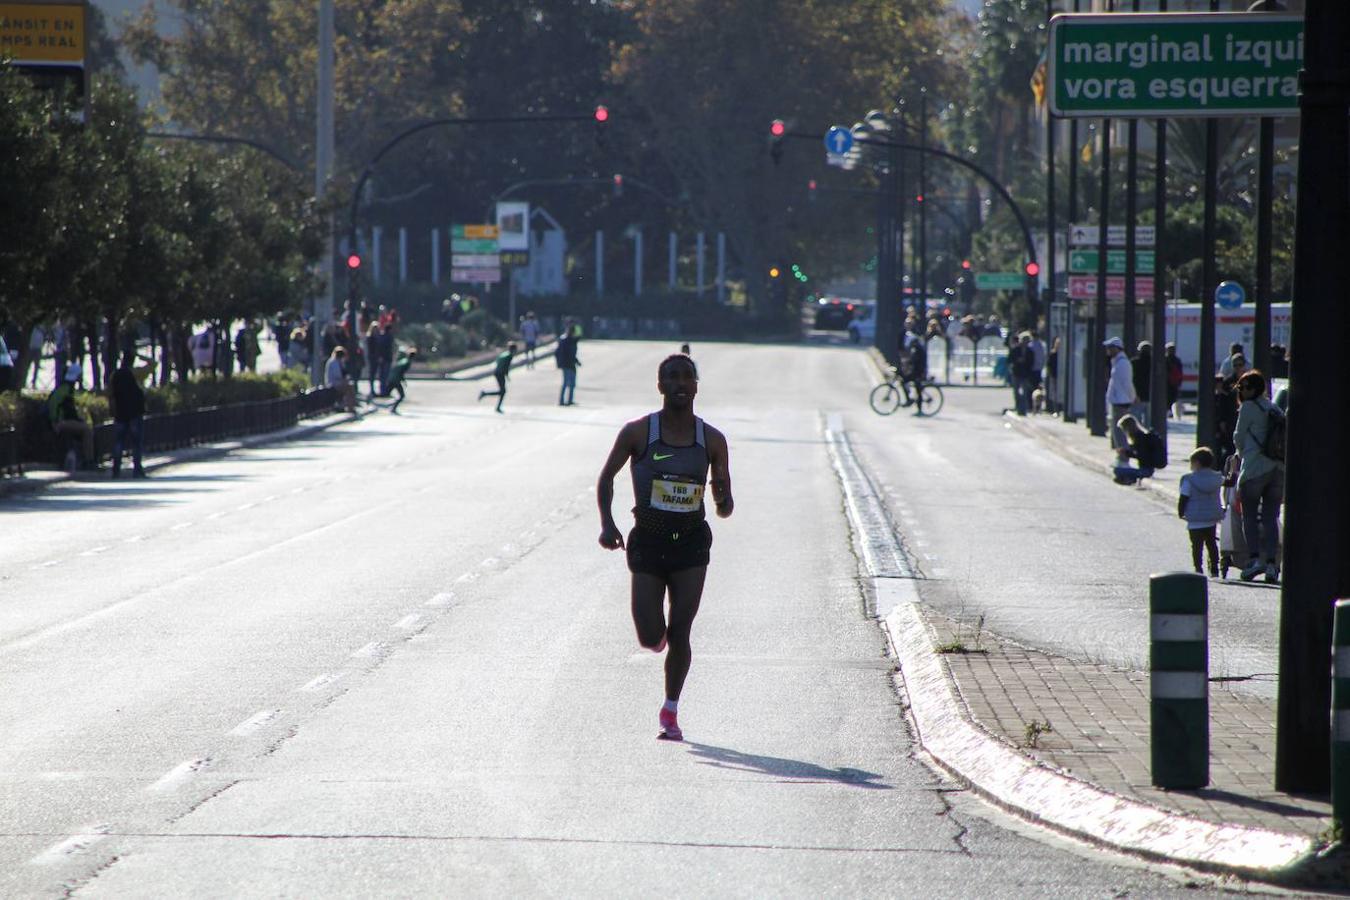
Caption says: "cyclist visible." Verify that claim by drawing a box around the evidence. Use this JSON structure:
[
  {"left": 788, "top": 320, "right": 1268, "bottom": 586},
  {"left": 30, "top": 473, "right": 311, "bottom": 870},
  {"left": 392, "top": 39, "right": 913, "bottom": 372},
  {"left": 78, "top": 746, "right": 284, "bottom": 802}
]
[{"left": 898, "top": 330, "right": 928, "bottom": 415}]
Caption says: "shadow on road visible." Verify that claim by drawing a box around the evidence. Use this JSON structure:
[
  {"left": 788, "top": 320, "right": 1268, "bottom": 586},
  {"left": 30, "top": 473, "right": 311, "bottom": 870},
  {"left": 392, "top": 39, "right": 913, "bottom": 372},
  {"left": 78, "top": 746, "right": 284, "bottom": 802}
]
[{"left": 682, "top": 742, "right": 891, "bottom": 789}]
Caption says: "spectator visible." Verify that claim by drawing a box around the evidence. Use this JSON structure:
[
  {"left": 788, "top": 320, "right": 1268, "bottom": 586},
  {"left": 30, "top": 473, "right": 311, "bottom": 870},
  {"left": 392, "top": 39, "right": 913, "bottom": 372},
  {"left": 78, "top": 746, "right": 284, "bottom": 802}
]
[
  {"left": 1178, "top": 446, "right": 1223, "bottom": 577},
  {"left": 27, "top": 324, "right": 47, "bottom": 388},
  {"left": 1219, "top": 342, "right": 1244, "bottom": 379},
  {"left": 1028, "top": 330, "right": 1047, "bottom": 397},
  {"left": 556, "top": 321, "right": 580, "bottom": 407},
  {"left": 1132, "top": 341, "right": 1152, "bottom": 426},
  {"left": 0, "top": 329, "right": 13, "bottom": 392},
  {"left": 1104, "top": 337, "right": 1137, "bottom": 462},
  {"left": 52, "top": 320, "right": 69, "bottom": 383},
  {"left": 325, "top": 346, "right": 356, "bottom": 413},
  {"left": 1008, "top": 332, "right": 1034, "bottom": 416},
  {"left": 109, "top": 352, "right": 149, "bottom": 479},
  {"left": 274, "top": 316, "right": 292, "bottom": 367},
  {"left": 191, "top": 326, "right": 216, "bottom": 375},
  {"left": 1214, "top": 354, "right": 1246, "bottom": 467},
  {"left": 520, "top": 311, "right": 541, "bottom": 369},
  {"left": 289, "top": 323, "right": 311, "bottom": 370},
  {"left": 1164, "top": 342, "right": 1184, "bottom": 419},
  {"left": 1268, "top": 344, "right": 1289, "bottom": 379},
  {"left": 1113, "top": 414, "right": 1166, "bottom": 485},
  {"left": 235, "top": 321, "right": 260, "bottom": 372},
  {"left": 1233, "top": 369, "right": 1284, "bottom": 583},
  {"left": 365, "top": 322, "right": 384, "bottom": 396},
  {"left": 1045, "top": 336, "right": 1061, "bottom": 415},
  {"left": 46, "top": 363, "right": 94, "bottom": 472}
]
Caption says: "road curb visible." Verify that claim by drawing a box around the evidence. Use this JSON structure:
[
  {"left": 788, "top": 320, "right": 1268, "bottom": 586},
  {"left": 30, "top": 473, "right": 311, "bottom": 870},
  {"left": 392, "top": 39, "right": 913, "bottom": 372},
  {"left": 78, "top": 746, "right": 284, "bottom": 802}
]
[
  {"left": 879, "top": 597, "right": 1323, "bottom": 882},
  {"left": 0, "top": 406, "right": 370, "bottom": 501}
]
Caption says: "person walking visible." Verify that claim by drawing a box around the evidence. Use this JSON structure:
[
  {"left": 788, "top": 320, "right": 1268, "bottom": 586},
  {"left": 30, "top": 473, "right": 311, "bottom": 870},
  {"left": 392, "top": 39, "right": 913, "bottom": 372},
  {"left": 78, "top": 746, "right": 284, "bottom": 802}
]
[
  {"left": 596, "top": 353, "right": 734, "bottom": 741},
  {"left": 1232, "top": 370, "right": 1284, "bottom": 583},
  {"left": 109, "top": 352, "right": 149, "bottom": 479},
  {"left": 1165, "top": 342, "right": 1184, "bottom": 419},
  {"left": 1104, "top": 337, "right": 1137, "bottom": 462},
  {"left": 520, "top": 312, "right": 541, "bottom": 369},
  {"left": 1008, "top": 332, "right": 1034, "bottom": 416},
  {"left": 555, "top": 323, "right": 579, "bottom": 406},
  {"left": 1178, "top": 447, "right": 1223, "bottom": 576},
  {"left": 477, "top": 343, "right": 517, "bottom": 414}
]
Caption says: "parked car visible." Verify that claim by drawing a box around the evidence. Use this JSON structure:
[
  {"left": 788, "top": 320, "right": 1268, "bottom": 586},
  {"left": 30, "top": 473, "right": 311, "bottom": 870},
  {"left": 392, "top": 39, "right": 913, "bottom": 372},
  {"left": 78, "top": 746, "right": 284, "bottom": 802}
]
[
  {"left": 847, "top": 303, "right": 876, "bottom": 344},
  {"left": 812, "top": 297, "right": 859, "bottom": 331}
]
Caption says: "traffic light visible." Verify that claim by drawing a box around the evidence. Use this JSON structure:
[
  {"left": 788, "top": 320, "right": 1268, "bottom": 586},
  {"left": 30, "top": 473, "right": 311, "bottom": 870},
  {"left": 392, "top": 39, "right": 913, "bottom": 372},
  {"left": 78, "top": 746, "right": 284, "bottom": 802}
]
[
  {"left": 961, "top": 259, "right": 972, "bottom": 272},
  {"left": 791, "top": 264, "right": 808, "bottom": 284},
  {"left": 594, "top": 104, "right": 609, "bottom": 147},
  {"left": 347, "top": 254, "right": 362, "bottom": 270},
  {"left": 768, "top": 265, "right": 781, "bottom": 279},
  {"left": 807, "top": 179, "right": 817, "bottom": 204},
  {"left": 768, "top": 262, "right": 788, "bottom": 308},
  {"left": 770, "top": 119, "right": 786, "bottom": 165},
  {"left": 1024, "top": 261, "right": 1040, "bottom": 278},
  {"left": 612, "top": 173, "right": 624, "bottom": 198}
]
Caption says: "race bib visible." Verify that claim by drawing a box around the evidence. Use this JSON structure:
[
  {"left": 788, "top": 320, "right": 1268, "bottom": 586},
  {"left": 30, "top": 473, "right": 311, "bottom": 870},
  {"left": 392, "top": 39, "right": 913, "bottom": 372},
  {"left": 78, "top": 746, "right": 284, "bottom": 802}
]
[{"left": 650, "top": 478, "right": 703, "bottom": 513}]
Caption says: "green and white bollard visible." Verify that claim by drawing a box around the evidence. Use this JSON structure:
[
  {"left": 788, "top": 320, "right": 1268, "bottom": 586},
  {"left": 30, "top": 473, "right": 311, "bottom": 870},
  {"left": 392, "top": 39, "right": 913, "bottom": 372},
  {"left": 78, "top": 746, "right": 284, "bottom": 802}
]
[
  {"left": 1333, "top": 599, "right": 1350, "bottom": 830},
  {"left": 1150, "top": 572, "right": 1209, "bottom": 789}
]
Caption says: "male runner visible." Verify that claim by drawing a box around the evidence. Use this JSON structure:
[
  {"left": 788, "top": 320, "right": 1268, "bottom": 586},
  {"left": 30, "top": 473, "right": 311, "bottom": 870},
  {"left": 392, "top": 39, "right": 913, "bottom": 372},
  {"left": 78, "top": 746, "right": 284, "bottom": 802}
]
[
  {"left": 379, "top": 348, "right": 417, "bottom": 413},
  {"left": 477, "top": 342, "right": 516, "bottom": 413},
  {"left": 597, "top": 354, "right": 734, "bottom": 741}
]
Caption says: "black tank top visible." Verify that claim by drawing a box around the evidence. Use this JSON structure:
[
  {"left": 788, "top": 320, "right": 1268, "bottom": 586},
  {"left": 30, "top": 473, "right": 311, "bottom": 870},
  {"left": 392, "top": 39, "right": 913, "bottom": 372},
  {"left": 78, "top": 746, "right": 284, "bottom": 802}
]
[{"left": 630, "top": 412, "right": 709, "bottom": 538}]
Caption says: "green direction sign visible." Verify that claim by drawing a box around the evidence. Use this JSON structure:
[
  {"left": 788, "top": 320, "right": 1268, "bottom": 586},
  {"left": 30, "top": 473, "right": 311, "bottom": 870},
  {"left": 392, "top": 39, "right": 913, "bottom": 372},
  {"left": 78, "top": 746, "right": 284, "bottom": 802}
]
[
  {"left": 1048, "top": 13, "right": 1303, "bottom": 118},
  {"left": 450, "top": 238, "right": 498, "bottom": 254},
  {"left": 975, "top": 272, "right": 1025, "bottom": 291},
  {"left": 1068, "top": 249, "right": 1155, "bottom": 275}
]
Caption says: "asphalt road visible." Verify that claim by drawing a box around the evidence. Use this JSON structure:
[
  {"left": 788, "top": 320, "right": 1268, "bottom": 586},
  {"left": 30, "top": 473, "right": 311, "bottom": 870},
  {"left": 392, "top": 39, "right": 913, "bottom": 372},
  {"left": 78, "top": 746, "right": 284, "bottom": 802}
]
[{"left": 1, "top": 339, "right": 1240, "bottom": 896}]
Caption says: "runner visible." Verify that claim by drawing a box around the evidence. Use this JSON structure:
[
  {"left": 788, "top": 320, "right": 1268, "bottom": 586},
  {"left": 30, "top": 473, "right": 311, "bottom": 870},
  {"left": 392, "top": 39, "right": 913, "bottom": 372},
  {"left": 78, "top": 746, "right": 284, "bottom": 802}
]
[
  {"left": 377, "top": 348, "right": 417, "bottom": 413},
  {"left": 477, "top": 342, "right": 517, "bottom": 414},
  {"left": 597, "top": 354, "right": 734, "bottom": 741}
]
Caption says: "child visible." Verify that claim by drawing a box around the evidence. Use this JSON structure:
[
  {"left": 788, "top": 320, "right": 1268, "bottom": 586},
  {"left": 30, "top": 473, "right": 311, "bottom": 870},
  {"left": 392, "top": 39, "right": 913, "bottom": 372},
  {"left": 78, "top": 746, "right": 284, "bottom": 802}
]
[{"left": 1178, "top": 447, "right": 1224, "bottom": 577}]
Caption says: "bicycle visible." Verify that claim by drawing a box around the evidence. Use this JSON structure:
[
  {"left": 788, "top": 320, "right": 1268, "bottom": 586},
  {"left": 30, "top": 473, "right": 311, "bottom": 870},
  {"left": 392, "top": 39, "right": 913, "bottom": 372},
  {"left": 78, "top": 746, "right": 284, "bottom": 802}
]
[{"left": 869, "top": 371, "right": 944, "bottom": 417}]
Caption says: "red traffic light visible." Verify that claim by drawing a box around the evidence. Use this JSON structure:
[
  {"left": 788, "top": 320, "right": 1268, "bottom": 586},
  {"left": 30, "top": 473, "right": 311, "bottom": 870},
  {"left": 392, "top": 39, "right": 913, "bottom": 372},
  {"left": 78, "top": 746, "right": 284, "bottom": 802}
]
[
  {"left": 1025, "top": 261, "right": 1041, "bottom": 277},
  {"left": 915, "top": 193, "right": 925, "bottom": 203},
  {"left": 346, "top": 254, "right": 362, "bottom": 270},
  {"left": 613, "top": 173, "right": 623, "bottom": 186},
  {"left": 961, "top": 259, "right": 972, "bottom": 271},
  {"left": 807, "top": 179, "right": 817, "bottom": 190},
  {"left": 594, "top": 105, "right": 609, "bottom": 123},
  {"left": 770, "top": 119, "right": 786, "bottom": 137}
]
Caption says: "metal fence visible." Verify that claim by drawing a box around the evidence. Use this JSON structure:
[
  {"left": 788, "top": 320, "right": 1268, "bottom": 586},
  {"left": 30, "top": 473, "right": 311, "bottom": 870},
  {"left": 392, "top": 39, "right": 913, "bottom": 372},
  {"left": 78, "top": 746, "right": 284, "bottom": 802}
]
[
  {"left": 0, "top": 427, "right": 22, "bottom": 478},
  {"left": 929, "top": 336, "right": 1006, "bottom": 386},
  {"left": 91, "top": 387, "right": 339, "bottom": 467}
]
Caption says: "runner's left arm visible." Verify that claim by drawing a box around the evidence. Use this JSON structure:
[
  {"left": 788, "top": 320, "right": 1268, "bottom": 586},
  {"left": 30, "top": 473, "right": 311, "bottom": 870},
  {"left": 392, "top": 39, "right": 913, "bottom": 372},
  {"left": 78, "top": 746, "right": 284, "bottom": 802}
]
[{"left": 708, "top": 426, "right": 734, "bottom": 519}]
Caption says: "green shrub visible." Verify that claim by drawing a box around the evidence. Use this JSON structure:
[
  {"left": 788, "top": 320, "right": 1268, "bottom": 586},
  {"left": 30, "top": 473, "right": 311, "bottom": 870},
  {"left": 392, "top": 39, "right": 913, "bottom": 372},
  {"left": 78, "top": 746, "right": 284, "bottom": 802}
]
[
  {"left": 460, "top": 308, "right": 510, "bottom": 347},
  {"left": 398, "top": 322, "right": 469, "bottom": 359},
  {"left": 0, "top": 391, "right": 21, "bottom": 432}
]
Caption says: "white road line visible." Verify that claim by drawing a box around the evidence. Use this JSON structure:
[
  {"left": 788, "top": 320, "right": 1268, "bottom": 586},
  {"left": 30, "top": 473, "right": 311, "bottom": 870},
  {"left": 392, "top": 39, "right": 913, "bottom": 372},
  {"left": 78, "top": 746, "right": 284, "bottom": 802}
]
[
  {"left": 289, "top": 487, "right": 305, "bottom": 495},
  {"left": 148, "top": 757, "right": 209, "bottom": 793},
  {"left": 170, "top": 522, "right": 194, "bottom": 532},
  {"left": 480, "top": 557, "right": 499, "bottom": 569},
  {"left": 228, "top": 709, "right": 281, "bottom": 736},
  {"left": 392, "top": 614, "right": 421, "bottom": 630},
  {"left": 236, "top": 503, "right": 256, "bottom": 511},
  {"left": 424, "top": 592, "right": 456, "bottom": 608},
  {"left": 124, "top": 535, "right": 144, "bottom": 543},
  {"left": 31, "top": 560, "right": 60, "bottom": 570},
  {"left": 455, "top": 572, "right": 479, "bottom": 584},
  {"left": 298, "top": 672, "right": 344, "bottom": 693},
  {"left": 80, "top": 546, "right": 110, "bottom": 556},
  {"left": 30, "top": 826, "right": 110, "bottom": 865},
  {"left": 351, "top": 642, "right": 384, "bottom": 658},
  {"left": 262, "top": 494, "right": 279, "bottom": 503},
  {"left": 205, "top": 511, "right": 227, "bottom": 521}
]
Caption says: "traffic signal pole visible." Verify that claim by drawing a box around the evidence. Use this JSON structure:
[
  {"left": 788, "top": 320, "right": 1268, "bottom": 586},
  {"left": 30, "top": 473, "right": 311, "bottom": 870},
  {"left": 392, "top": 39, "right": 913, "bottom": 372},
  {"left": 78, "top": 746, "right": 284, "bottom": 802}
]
[{"left": 1275, "top": 0, "right": 1350, "bottom": 794}]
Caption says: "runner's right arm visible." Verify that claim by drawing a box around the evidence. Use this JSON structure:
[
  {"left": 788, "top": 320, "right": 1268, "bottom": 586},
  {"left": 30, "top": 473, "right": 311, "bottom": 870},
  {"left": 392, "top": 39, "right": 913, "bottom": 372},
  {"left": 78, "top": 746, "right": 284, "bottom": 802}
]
[{"left": 597, "top": 420, "right": 642, "bottom": 550}]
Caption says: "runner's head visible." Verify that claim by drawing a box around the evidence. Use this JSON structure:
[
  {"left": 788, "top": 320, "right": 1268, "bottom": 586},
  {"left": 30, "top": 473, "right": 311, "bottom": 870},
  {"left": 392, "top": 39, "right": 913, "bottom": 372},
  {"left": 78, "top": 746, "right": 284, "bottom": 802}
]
[{"left": 658, "top": 354, "right": 698, "bottom": 407}]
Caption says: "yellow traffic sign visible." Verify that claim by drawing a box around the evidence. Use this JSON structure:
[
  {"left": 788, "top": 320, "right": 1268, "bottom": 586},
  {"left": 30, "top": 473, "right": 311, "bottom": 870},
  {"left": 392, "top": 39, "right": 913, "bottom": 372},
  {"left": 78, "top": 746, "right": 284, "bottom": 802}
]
[{"left": 0, "top": 3, "right": 86, "bottom": 65}]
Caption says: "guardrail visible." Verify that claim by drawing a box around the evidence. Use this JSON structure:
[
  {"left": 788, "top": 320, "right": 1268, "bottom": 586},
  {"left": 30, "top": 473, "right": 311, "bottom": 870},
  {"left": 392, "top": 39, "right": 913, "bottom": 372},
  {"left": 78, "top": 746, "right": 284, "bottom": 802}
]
[
  {"left": 0, "top": 427, "right": 22, "bottom": 478},
  {"left": 91, "top": 387, "right": 339, "bottom": 468}
]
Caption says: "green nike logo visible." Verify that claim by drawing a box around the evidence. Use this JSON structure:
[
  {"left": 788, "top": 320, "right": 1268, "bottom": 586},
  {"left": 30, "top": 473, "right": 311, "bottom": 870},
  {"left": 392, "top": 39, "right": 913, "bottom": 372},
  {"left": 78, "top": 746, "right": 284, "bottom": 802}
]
[{"left": 652, "top": 452, "right": 674, "bottom": 461}]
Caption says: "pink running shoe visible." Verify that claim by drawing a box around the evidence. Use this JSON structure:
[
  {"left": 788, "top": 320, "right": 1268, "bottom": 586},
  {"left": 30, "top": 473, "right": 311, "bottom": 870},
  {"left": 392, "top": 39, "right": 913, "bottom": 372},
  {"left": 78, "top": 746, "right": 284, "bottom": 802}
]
[
  {"left": 658, "top": 707, "right": 683, "bottom": 741},
  {"left": 652, "top": 635, "right": 667, "bottom": 653}
]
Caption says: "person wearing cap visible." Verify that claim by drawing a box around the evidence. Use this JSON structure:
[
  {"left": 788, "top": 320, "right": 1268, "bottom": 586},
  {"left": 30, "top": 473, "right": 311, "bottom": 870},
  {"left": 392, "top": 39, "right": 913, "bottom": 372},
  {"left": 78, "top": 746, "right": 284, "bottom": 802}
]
[
  {"left": 1104, "top": 336, "right": 1137, "bottom": 461},
  {"left": 1132, "top": 341, "right": 1153, "bottom": 426},
  {"left": 46, "top": 363, "right": 94, "bottom": 470}
]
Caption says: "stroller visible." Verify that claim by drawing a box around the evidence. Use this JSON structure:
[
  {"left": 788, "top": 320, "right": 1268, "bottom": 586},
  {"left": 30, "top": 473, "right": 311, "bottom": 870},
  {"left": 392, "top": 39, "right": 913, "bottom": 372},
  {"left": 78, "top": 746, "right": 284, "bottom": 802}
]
[{"left": 1218, "top": 455, "right": 1249, "bottom": 579}]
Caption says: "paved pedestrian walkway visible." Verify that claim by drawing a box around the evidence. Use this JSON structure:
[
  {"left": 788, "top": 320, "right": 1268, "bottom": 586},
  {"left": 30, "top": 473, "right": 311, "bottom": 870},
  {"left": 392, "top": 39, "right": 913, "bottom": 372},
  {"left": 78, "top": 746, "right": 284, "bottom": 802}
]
[{"left": 923, "top": 607, "right": 1332, "bottom": 841}]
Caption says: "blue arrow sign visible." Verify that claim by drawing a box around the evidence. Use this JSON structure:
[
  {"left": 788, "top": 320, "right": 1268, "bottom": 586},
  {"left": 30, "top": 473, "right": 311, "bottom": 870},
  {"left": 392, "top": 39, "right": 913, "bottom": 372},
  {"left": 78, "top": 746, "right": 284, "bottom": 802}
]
[
  {"left": 825, "top": 126, "right": 853, "bottom": 156},
  {"left": 1215, "top": 280, "right": 1246, "bottom": 309}
]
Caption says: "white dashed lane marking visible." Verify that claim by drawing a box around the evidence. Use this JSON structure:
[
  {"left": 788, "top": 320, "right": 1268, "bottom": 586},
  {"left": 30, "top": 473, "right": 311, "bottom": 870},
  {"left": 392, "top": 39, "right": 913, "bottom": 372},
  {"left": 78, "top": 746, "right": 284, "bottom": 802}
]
[
  {"left": 424, "top": 592, "right": 456, "bottom": 608},
  {"left": 228, "top": 709, "right": 281, "bottom": 737},
  {"left": 351, "top": 642, "right": 385, "bottom": 658},
  {"left": 392, "top": 614, "right": 421, "bottom": 630},
  {"left": 148, "top": 757, "right": 210, "bottom": 793},
  {"left": 298, "top": 672, "right": 344, "bottom": 693},
  {"left": 170, "top": 522, "right": 194, "bottom": 532},
  {"left": 80, "top": 546, "right": 110, "bottom": 556},
  {"left": 30, "top": 826, "right": 110, "bottom": 865}
]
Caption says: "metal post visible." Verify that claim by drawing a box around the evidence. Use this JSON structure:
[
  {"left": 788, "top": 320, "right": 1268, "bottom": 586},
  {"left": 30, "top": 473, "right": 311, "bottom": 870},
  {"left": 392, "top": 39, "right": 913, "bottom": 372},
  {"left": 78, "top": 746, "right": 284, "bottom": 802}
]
[
  {"left": 1124, "top": 120, "right": 1138, "bottom": 355},
  {"left": 1151, "top": 108, "right": 1169, "bottom": 453},
  {"left": 633, "top": 229, "right": 643, "bottom": 297},
  {"left": 1091, "top": 119, "right": 1111, "bottom": 438},
  {"left": 431, "top": 227, "right": 440, "bottom": 285},
  {"left": 716, "top": 233, "right": 726, "bottom": 304},
  {"left": 1196, "top": 0, "right": 1221, "bottom": 453},
  {"left": 896, "top": 144, "right": 907, "bottom": 324},
  {"left": 1254, "top": 117, "right": 1274, "bottom": 375},
  {"left": 398, "top": 227, "right": 408, "bottom": 285},
  {"left": 875, "top": 149, "right": 894, "bottom": 357},
  {"left": 373, "top": 226, "right": 383, "bottom": 286},
  {"left": 1150, "top": 573, "right": 1210, "bottom": 789},
  {"left": 668, "top": 231, "right": 677, "bottom": 290},
  {"left": 696, "top": 232, "right": 706, "bottom": 299},
  {"left": 1275, "top": 0, "right": 1350, "bottom": 795},
  {"left": 1333, "top": 600, "right": 1350, "bottom": 826},
  {"left": 313, "top": 0, "right": 335, "bottom": 386},
  {"left": 1065, "top": 7, "right": 1080, "bottom": 425},
  {"left": 1046, "top": 0, "right": 1057, "bottom": 348},
  {"left": 918, "top": 92, "right": 928, "bottom": 317},
  {"left": 595, "top": 230, "right": 604, "bottom": 297}
]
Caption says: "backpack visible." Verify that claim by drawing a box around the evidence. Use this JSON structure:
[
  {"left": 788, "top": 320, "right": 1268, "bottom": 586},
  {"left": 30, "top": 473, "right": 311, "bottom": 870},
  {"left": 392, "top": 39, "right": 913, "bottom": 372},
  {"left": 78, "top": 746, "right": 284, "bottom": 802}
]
[{"left": 1263, "top": 407, "right": 1286, "bottom": 462}]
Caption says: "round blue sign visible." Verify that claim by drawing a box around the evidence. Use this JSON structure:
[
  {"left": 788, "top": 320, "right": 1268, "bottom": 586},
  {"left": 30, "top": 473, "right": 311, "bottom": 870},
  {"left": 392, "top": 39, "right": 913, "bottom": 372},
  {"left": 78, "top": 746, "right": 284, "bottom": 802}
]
[
  {"left": 824, "top": 126, "right": 853, "bottom": 156},
  {"left": 1215, "top": 280, "right": 1245, "bottom": 309}
]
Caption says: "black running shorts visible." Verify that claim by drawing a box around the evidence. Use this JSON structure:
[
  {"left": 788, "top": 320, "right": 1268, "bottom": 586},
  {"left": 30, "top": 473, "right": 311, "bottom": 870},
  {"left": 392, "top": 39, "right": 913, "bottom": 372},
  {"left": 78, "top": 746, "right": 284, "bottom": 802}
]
[{"left": 626, "top": 521, "right": 712, "bottom": 577}]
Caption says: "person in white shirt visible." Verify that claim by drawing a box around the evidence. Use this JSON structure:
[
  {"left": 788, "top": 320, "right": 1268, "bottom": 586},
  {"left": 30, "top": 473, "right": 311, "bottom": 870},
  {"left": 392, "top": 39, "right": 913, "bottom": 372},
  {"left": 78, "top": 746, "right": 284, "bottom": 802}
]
[
  {"left": 1104, "top": 336, "right": 1137, "bottom": 461},
  {"left": 325, "top": 346, "right": 356, "bottom": 412}
]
